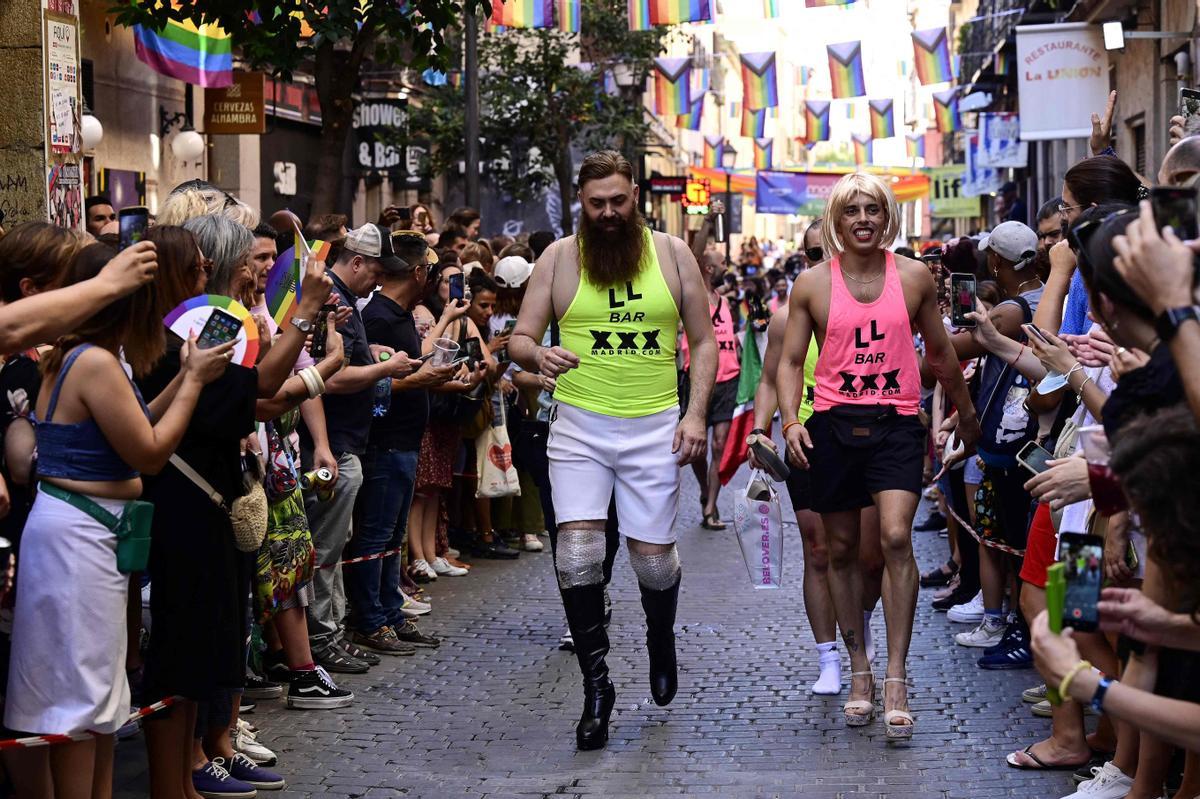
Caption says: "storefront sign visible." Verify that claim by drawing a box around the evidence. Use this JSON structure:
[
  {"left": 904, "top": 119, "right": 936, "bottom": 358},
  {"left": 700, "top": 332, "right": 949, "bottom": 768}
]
[
  {"left": 1016, "top": 23, "right": 1110, "bottom": 140},
  {"left": 682, "top": 179, "right": 711, "bottom": 214},
  {"left": 649, "top": 176, "right": 688, "bottom": 195},
  {"left": 204, "top": 72, "right": 266, "bottom": 135},
  {"left": 352, "top": 98, "right": 407, "bottom": 173},
  {"left": 926, "top": 165, "right": 980, "bottom": 218}
]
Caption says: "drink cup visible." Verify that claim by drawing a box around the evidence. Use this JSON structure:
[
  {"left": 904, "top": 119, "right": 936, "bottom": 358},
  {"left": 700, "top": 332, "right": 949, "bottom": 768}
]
[{"left": 431, "top": 338, "right": 460, "bottom": 366}]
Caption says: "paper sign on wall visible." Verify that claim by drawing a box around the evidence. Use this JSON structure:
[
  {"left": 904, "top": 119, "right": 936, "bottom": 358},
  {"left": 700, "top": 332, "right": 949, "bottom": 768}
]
[{"left": 1016, "top": 23, "right": 1110, "bottom": 140}]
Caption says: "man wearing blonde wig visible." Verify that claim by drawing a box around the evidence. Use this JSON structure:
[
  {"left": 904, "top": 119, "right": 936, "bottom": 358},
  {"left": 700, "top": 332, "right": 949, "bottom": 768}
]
[{"left": 777, "top": 173, "right": 980, "bottom": 741}]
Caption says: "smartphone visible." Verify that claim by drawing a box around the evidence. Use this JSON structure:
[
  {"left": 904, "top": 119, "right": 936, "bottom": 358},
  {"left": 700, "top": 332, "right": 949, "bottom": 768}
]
[
  {"left": 309, "top": 303, "right": 337, "bottom": 360},
  {"left": 118, "top": 206, "right": 150, "bottom": 251},
  {"left": 1125, "top": 539, "right": 1139, "bottom": 572},
  {"left": 1021, "top": 323, "right": 1052, "bottom": 346},
  {"left": 197, "top": 308, "right": 243, "bottom": 350},
  {"left": 1180, "top": 87, "right": 1200, "bottom": 122},
  {"left": 397, "top": 206, "right": 412, "bottom": 221},
  {"left": 1057, "top": 532, "right": 1105, "bottom": 632},
  {"left": 1017, "top": 440, "right": 1054, "bottom": 475},
  {"left": 464, "top": 338, "right": 483, "bottom": 369},
  {"left": 1149, "top": 186, "right": 1200, "bottom": 241},
  {"left": 502, "top": 319, "right": 517, "bottom": 336},
  {"left": 448, "top": 273, "right": 465, "bottom": 302},
  {"left": 949, "top": 272, "right": 977, "bottom": 328}
]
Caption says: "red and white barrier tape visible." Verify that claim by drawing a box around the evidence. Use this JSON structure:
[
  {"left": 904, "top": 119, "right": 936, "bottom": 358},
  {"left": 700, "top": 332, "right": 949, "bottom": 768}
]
[
  {"left": 0, "top": 696, "right": 180, "bottom": 750},
  {"left": 318, "top": 545, "right": 405, "bottom": 570},
  {"left": 944, "top": 502, "right": 1026, "bottom": 558}
]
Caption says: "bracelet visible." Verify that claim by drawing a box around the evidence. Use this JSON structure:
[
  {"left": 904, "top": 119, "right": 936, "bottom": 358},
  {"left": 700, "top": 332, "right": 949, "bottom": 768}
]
[
  {"left": 1059, "top": 659, "right": 1093, "bottom": 701},
  {"left": 750, "top": 428, "right": 768, "bottom": 437},
  {"left": 1009, "top": 344, "right": 1027, "bottom": 368},
  {"left": 1075, "top": 374, "right": 1094, "bottom": 395},
  {"left": 1065, "top": 362, "right": 1085, "bottom": 379},
  {"left": 1090, "top": 674, "right": 1114, "bottom": 712},
  {"left": 298, "top": 368, "right": 320, "bottom": 399},
  {"left": 309, "top": 366, "right": 326, "bottom": 395},
  {"left": 782, "top": 420, "right": 802, "bottom": 434}
]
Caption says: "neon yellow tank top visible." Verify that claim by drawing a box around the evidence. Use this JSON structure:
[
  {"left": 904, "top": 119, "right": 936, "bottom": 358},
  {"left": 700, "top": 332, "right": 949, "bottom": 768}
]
[
  {"left": 554, "top": 230, "right": 680, "bottom": 418},
  {"left": 798, "top": 334, "right": 819, "bottom": 424}
]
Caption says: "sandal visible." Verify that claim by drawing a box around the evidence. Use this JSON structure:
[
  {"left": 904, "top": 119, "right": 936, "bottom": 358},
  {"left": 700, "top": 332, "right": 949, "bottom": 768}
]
[
  {"left": 919, "top": 559, "right": 959, "bottom": 588},
  {"left": 843, "top": 671, "right": 876, "bottom": 727},
  {"left": 1005, "top": 744, "right": 1091, "bottom": 771},
  {"left": 701, "top": 512, "right": 727, "bottom": 531},
  {"left": 882, "top": 677, "right": 914, "bottom": 741}
]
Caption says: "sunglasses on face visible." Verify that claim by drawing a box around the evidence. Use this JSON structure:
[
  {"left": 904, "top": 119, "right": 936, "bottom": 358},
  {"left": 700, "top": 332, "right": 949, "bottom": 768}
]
[{"left": 1067, "top": 209, "right": 1136, "bottom": 266}]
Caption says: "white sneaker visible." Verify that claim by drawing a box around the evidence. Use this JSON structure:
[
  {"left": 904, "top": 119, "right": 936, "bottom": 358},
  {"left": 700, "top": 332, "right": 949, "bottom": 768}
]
[
  {"left": 1061, "top": 761, "right": 1133, "bottom": 798},
  {"left": 522, "top": 534, "right": 544, "bottom": 552},
  {"left": 446, "top": 547, "right": 460, "bottom": 558},
  {"left": 955, "top": 617, "right": 1006, "bottom": 647},
  {"left": 397, "top": 589, "right": 431, "bottom": 617},
  {"left": 231, "top": 725, "right": 277, "bottom": 766},
  {"left": 430, "top": 557, "right": 468, "bottom": 577},
  {"left": 411, "top": 559, "right": 438, "bottom": 580},
  {"left": 947, "top": 591, "right": 985, "bottom": 624},
  {"left": 810, "top": 648, "right": 842, "bottom": 695}
]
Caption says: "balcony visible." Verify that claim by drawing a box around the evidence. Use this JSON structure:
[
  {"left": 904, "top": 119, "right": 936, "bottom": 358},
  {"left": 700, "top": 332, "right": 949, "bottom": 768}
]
[{"left": 958, "top": 0, "right": 1075, "bottom": 85}]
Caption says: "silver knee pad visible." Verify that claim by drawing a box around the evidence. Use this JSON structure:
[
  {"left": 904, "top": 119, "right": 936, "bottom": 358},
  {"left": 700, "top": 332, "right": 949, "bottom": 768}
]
[
  {"left": 628, "top": 546, "right": 681, "bottom": 591},
  {"left": 556, "top": 528, "right": 606, "bottom": 589}
]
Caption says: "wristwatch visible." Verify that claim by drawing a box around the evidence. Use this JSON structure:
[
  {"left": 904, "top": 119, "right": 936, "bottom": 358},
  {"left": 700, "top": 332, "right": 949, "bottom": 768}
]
[
  {"left": 1154, "top": 305, "right": 1200, "bottom": 342},
  {"left": 290, "top": 316, "right": 314, "bottom": 334}
]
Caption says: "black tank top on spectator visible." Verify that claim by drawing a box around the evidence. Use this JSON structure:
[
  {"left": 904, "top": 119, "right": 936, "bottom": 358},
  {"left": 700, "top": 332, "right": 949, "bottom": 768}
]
[
  {"left": 976, "top": 289, "right": 1041, "bottom": 468},
  {"left": 362, "top": 293, "right": 427, "bottom": 451}
]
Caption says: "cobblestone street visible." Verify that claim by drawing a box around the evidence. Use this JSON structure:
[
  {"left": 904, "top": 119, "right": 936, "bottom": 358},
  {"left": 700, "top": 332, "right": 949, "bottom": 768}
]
[{"left": 118, "top": 460, "right": 1071, "bottom": 799}]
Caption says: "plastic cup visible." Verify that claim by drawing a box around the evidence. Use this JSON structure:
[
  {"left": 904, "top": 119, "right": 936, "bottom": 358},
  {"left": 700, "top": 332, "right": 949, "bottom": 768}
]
[{"left": 431, "top": 337, "right": 460, "bottom": 366}]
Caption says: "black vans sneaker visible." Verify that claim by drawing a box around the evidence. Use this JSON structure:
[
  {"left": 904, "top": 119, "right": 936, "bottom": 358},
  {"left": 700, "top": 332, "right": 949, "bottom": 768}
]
[{"left": 286, "top": 667, "right": 354, "bottom": 709}]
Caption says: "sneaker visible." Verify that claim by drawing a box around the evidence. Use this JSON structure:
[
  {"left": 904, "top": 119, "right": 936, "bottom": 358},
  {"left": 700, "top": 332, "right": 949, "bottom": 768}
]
[
  {"left": 947, "top": 591, "right": 985, "bottom": 624},
  {"left": 394, "top": 619, "right": 440, "bottom": 648},
  {"left": 430, "top": 557, "right": 469, "bottom": 576},
  {"left": 1072, "top": 759, "right": 1108, "bottom": 785},
  {"left": 558, "top": 627, "right": 574, "bottom": 651},
  {"left": 410, "top": 558, "right": 439, "bottom": 581},
  {"left": 350, "top": 626, "right": 417, "bottom": 656},
  {"left": 338, "top": 636, "right": 380, "bottom": 666},
  {"left": 238, "top": 699, "right": 256, "bottom": 714},
  {"left": 1022, "top": 683, "right": 1048, "bottom": 703},
  {"left": 313, "top": 642, "right": 369, "bottom": 674},
  {"left": 231, "top": 725, "right": 276, "bottom": 766},
  {"left": 399, "top": 592, "right": 432, "bottom": 617},
  {"left": 227, "top": 753, "right": 285, "bottom": 791},
  {"left": 475, "top": 538, "right": 520, "bottom": 559},
  {"left": 1061, "top": 761, "right": 1133, "bottom": 798},
  {"left": 264, "top": 659, "right": 295, "bottom": 685},
  {"left": 447, "top": 547, "right": 461, "bottom": 558},
  {"left": 193, "top": 757, "right": 257, "bottom": 799},
  {"left": 522, "top": 534, "right": 544, "bottom": 552},
  {"left": 243, "top": 674, "right": 283, "bottom": 701},
  {"left": 286, "top": 666, "right": 355, "bottom": 709},
  {"left": 954, "top": 617, "right": 1005, "bottom": 647},
  {"left": 977, "top": 627, "right": 1033, "bottom": 669},
  {"left": 983, "top": 619, "right": 1025, "bottom": 656},
  {"left": 1033, "top": 698, "right": 1097, "bottom": 718},
  {"left": 913, "top": 510, "right": 947, "bottom": 532},
  {"left": 932, "top": 579, "right": 977, "bottom": 611}
]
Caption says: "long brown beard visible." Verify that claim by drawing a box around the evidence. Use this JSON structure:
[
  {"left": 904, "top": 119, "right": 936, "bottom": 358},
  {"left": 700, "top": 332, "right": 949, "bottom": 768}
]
[{"left": 577, "top": 210, "right": 647, "bottom": 287}]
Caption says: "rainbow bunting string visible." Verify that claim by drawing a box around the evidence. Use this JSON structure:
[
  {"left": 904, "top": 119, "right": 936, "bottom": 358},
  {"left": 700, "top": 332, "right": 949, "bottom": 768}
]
[
  {"left": 652, "top": 57, "right": 692, "bottom": 116},
  {"left": 741, "top": 106, "right": 767, "bottom": 138},
  {"left": 557, "top": 0, "right": 581, "bottom": 31},
  {"left": 703, "top": 136, "right": 724, "bottom": 169},
  {"left": 906, "top": 132, "right": 926, "bottom": 160},
  {"left": 753, "top": 139, "right": 773, "bottom": 169},
  {"left": 868, "top": 99, "right": 895, "bottom": 138},
  {"left": 826, "top": 41, "right": 866, "bottom": 99},
  {"left": 677, "top": 97, "right": 704, "bottom": 130},
  {"left": 852, "top": 133, "right": 872, "bottom": 165},
  {"left": 805, "top": 100, "right": 831, "bottom": 141},
  {"left": 133, "top": 14, "right": 233, "bottom": 88},
  {"left": 740, "top": 52, "right": 779, "bottom": 109},
  {"left": 912, "top": 27, "right": 953, "bottom": 85},
  {"left": 932, "top": 88, "right": 961, "bottom": 133},
  {"left": 490, "top": 0, "right": 554, "bottom": 28}
]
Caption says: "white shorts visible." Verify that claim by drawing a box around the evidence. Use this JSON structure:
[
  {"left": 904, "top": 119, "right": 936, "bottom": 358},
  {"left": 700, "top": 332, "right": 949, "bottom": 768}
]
[{"left": 548, "top": 402, "right": 680, "bottom": 545}]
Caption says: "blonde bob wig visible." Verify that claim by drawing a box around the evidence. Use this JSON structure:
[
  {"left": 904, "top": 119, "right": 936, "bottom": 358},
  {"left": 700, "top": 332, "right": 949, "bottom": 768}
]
[{"left": 820, "top": 172, "right": 900, "bottom": 257}]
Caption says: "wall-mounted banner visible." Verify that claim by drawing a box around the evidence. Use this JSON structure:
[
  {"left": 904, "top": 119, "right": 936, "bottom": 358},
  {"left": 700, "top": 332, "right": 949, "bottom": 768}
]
[
  {"left": 755, "top": 170, "right": 842, "bottom": 215},
  {"left": 926, "top": 165, "right": 980, "bottom": 218},
  {"left": 976, "top": 112, "right": 1028, "bottom": 168},
  {"left": 1015, "top": 23, "right": 1110, "bottom": 140},
  {"left": 963, "top": 131, "right": 1001, "bottom": 198}
]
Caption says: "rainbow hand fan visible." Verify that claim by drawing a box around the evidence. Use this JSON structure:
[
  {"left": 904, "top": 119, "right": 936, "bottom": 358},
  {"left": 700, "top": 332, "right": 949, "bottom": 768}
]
[{"left": 163, "top": 295, "right": 260, "bottom": 368}]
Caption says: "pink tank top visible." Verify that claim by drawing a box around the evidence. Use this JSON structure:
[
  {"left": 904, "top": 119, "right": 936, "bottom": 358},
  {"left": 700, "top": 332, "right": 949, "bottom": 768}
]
[
  {"left": 681, "top": 296, "right": 741, "bottom": 383},
  {"left": 812, "top": 251, "right": 921, "bottom": 415}
]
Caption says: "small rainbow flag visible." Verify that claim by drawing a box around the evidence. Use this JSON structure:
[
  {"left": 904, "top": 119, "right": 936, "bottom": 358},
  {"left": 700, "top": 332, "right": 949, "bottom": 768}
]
[
  {"left": 557, "top": 0, "right": 581, "bottom": 31},
  {"left": 805, "top": 100, "right": 831, "bottom": 141},
  {"left": 806, "top": 0, "right": 855, "bottom": 5},
  {"left": 753, "top": 138, "right": 773, "bottom": 169},
  {"left": 852, "top": 133, "right": 872, "bottom": 165},
  {"left": 868, "top": 99, "right": 895, "bottom": 139},
  {"left": 677, "top": 96, "right": 704, "bottom": 130},
  {"left": 653, "top": 57, "right": 692, "bottom": 116},
  {"left": 133, "top": 15, "right": 233, "bottom": 88},
  {"left": 932, "top": 88, "right": 961, "bottom": 133},
  {"left": 906, "top": 132, "right": 926, "bottom": 160},
  {"left": 994, "top": 50, "right": 1011, "bottom": 75},
  {"left": 703, "top": 135, "right": 724, "bottom": 169},
  {"left": 741, "top": 106, "right": 767, "bottom": 138},
  {"left": 691, "top": 65, "right": 710, "bottom": 95},
  {"left": 629, "top": 0, "right": 712, "bottom": 27},
  {"left": 491, "top": 0, "right": 554, "bottom": 28},
  {"left": 628, "top": 0, "right": 651, "bottom": 29},
  {"left": 729, "top": 100, "right": 741, "bottom": 119},
  {"left": 763, "top": 0, "right": 779, "bottom": 17},
  {"left": 827, "top": 41, "right": 866, "bottom": 99},
  {"left": 740, "top": 52, "right": 778, "bottom": 109},
  {"left": 912, "top": 27, "right": 953, "bottom": 85},
  {"left": 266, "top": 229, "right": 331, "bottom": 327}
]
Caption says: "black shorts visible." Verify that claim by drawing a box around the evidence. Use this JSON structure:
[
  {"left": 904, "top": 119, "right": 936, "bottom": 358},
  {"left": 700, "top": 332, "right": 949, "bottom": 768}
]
[
  {"left": 974, "top": 463, "right": 1034, "bottom": 551},
  {"left": 785, "top": 463, "right": 813, "bottom": 512},
  {"left": 707, "top": 377, "right": 739, "bottom": 425},
  {"left": 806, "top": 406, "right": 926, "bottom": 513}
]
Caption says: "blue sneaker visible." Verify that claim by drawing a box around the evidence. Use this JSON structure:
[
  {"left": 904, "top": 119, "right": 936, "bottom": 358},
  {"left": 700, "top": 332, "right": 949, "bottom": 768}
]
[
  {"left": 192, "top": 758, "right": 257, "bottom": 798},
  {"left": 983, "top": 620, "right": 1024, "bottom": 656},
  {"left": 227, "top": 752, "right": 286, "bottom": 790},
  {"left": 977, "top": 626, "right": 1033, "bottom": 670}
]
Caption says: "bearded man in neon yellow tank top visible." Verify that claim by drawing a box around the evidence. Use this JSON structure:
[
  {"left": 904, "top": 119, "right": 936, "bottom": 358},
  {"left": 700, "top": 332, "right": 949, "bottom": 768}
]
[
  {"left": 777, "top": 173, "right": 982, "bottom": 742},
  {"left": 511, "top": 151, "right": 718, "bottom": 751}
]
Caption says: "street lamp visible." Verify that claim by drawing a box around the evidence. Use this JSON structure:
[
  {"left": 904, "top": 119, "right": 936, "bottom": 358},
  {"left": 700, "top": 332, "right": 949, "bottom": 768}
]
[
  {"left": 80, "top": 103, "right": 103, "bottom": 151},
  {"left": 721, "top": 143, "right": 737, "bottom": 268}
]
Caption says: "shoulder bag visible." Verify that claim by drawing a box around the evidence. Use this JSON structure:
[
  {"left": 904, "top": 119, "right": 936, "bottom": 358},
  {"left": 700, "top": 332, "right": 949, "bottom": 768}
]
[{"left": 170, "top": 452, "right": 268, "bottom": 553}]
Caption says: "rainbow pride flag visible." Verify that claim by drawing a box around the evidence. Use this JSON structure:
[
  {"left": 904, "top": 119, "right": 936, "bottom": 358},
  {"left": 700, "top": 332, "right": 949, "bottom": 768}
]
[
  {"left": 805, "top": 100, "right": 831, "bottom": 141},
  {"left": 868, "top": 99, "right": 895, "bottom": 138},
  {"left": 266, "top": 230, "right": 331, "bottom": 327},
  {"left": 806, "top": 0, "right": 855, "bottom": 5},
  {"left": 628, "top": 0, "right": 651, "bottom": 29},
  {"left": 741, "top": 106, "right": 767, "bottom": 138},
  {"left": 691, "top": 64, "right": 710, "bottom": 95},
  {"left": 629, "top": 0, "right": 712, "bottom": 28},
  {"left": 491, "top": 0, "right": 554, "bottom": 27},
  {"left": 994, "top": 50, "right": 1011, "bottom": 75},
  {"left": 932, "top": 88, "right": 961, "bottom": 133},
  {"left": 653, "top": 57, "right": 692, "bottom": 116},
  {"left": 677, "top": 96, "right": 704, "bottom": 130},
  {"left": 852, "top": 133, "right": 872, "bottom": 165},
  {"left": 740, "top": 52, "right": 778, "bottom": 109},
  {"left": 906, "top": 132, "right": 926, "bottom": 160},
  {"left": 557, "top": 0, "right": 581, "bottom": 31},
  {"left": 912, "top": 28, "right": 953, "bottom": 85},
  {"left": 753, "top": 138, "right": 773, "bottom": 169},
  {"left": 827, "top": 41, "right": 865, "bottom": 99},
  {"left": 703, "top": 135, "right": 724, "bottom": 168},
  {"left": 763, "top": 0, "right": 779, "bottom": 17},
  {"left": 133, "top": 16, "right": 233, "bottom": 88}
]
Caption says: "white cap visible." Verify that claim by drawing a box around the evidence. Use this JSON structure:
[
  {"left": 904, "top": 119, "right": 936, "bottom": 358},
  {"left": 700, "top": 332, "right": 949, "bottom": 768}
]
[
  {"left": 343, "top": 223, "right": 386, "bottom": 258},
  {"left": 494, "top": 255, "right": 534, "bottom": 289},
  {"left": 978, "top": 221, "right": 1038, "bottom": 270}
]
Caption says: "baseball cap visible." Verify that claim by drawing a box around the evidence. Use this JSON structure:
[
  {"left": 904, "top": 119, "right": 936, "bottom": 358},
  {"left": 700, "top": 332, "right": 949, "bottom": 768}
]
[
  {"left": 390, "top": 229, "right": 440, "bottom": 266},
  {"left": 344, "top": 223, "right": 405, "bottom": 272},
  {"left": 978, "top": 221, "right": 1038, "bottom": 270},
  {"left": 494, "top": 255, "right": 534, "bottom": 288}
]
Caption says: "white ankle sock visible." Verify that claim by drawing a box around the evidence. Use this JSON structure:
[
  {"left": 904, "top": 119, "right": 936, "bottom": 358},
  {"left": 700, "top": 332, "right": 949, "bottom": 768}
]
[{"left": 811, "top": 642, "right": 842, "bottom": 695}]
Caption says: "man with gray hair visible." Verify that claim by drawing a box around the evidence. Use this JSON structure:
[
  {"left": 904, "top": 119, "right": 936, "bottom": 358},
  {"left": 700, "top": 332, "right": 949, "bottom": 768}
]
[{"left": 1158, "top": 135, "right": 1200, "bottom": 187}]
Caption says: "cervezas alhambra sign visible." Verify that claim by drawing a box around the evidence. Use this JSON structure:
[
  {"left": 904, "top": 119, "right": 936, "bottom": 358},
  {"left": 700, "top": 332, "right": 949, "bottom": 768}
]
[{"left": 203, "top": 72, "right": 266, "bottom": 135}]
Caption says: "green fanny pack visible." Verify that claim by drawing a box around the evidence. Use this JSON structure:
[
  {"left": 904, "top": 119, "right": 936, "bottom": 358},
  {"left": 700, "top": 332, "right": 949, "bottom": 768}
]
[{"left": 40, "top": 482, "right": 153, "bottom": 573}]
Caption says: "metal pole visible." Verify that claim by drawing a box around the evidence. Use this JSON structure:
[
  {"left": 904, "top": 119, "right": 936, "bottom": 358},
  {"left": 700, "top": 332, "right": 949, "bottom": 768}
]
[
  {"left": 725, "top": 170, "right": 732, "bottom": 268},
  {"left": 464, "top": 8, "right": 481, "bottom": 210}
]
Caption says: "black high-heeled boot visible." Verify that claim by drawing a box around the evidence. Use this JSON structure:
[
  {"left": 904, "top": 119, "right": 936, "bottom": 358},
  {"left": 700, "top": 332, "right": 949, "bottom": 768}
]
[
  {"left": 560, "top": 583, "right": 615, "bottom": 750},
  {"left": 639, "top": 572, "right": 680, "bottom": 706}
]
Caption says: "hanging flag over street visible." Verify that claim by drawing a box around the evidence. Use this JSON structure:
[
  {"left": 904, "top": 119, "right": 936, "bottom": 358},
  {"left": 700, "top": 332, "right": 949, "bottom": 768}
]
[
  {"left": 677, "top": 96, "right": 705, "bottom": 131},
  {"left": 703, "top": 135, "right": 724, "bottom": 168},
  {"left": 852, "top": 133, "right": 873, "bottom": 165},
  {"left": 490, "top": 0, "right": 554, "bottom": 28},
  {"left": 740, "top": 52, "right": 779, "bottom": 110},
  {"left": 652, "top": 57, "right": 692, "bottom": 116},
  {"left": 868, "top": 99, "right": 895, "bottom": 139},
  {"left": 754, "top": 139, "right": 774, "bottom": 170},
  {"left": 826, "top": 41, "right": 866, "bottom": 99},
  {"left": 932, "top": 88, "right": 961, "bottom": 133},
  {"left": 912, "top": 27, "right": 954, "bottom": 85},
  {"left": 805, "top": 100, "right": 831, "bottom": 141},
  {"left": 741, "top": 107, "right": 768, "bottom": 138},
  {"left": 133, "top": 16, "right": 233, "bottom": 88}
]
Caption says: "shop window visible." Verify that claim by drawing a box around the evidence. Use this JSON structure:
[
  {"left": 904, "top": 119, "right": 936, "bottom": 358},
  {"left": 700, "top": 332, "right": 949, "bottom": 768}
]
[
  {"left": 82, "top": 59, "right": 94, "bottom": 111},
  {"left": 1131, "top": 121, "right": 1146, "bottom": 177}
]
